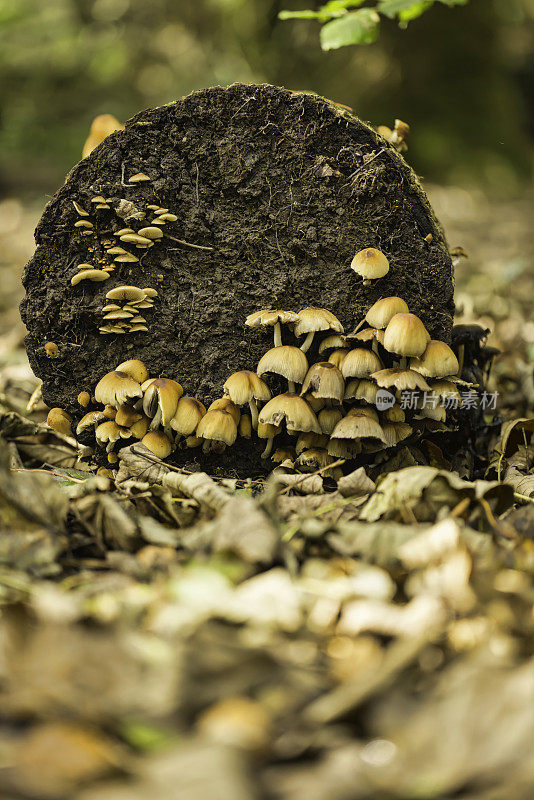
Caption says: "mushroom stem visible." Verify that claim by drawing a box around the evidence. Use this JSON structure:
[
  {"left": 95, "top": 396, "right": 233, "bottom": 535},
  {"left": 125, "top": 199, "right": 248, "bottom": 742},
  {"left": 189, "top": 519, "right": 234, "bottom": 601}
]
[
  {"left": 457, "top": 344, "right": 465, "bottom": 378},
  {"left": 352, "top": 318, "right": 366, "bottom": 335},
  {"left": 300, "top": 332, "right": 315, "bottom": 353},
  {"left": 399, "top": 357, "right": 407, "bottom": 369},
  {"left": 371, "top": 340, "right": 379, "bottom": 355},
  {"left": 248, "top": 399, "right": 259, "bottom": 430},
  {"left": 150, "top": 406, "right": 162, "bottom": 430},
  {"left": 273, "top": 322, "right": 282, "bottom": 348},
  {"left": 288, "top": 381, "right": 296, "bottom": 393},
  {"left": 261, "top": 437, "right": 274, "bottom": 459}
]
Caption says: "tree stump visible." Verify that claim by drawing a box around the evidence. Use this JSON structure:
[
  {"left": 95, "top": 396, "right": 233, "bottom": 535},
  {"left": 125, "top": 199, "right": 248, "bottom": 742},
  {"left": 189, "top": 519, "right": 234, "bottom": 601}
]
[{"left": 21, "top": 83, "right": 454, "bottom": 418}]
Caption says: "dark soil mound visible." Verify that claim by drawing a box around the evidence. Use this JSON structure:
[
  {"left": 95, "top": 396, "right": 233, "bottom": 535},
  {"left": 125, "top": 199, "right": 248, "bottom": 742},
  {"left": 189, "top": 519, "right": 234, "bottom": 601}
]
[{"left": 21, "top": 82, "right": 454, "bottom": 415}]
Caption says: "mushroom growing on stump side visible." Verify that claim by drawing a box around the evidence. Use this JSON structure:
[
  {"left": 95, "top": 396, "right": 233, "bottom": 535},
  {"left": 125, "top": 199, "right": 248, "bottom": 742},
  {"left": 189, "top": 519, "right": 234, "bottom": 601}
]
[
  {"left": 245, "top": 310, "right": 298, "bottom": 348},
  {"left": 351, "top": 248, "right": 389, "bottom": 285},
  {"left": 257, "top": 346, "right": 308, "bottom": 393},
  {"left": 383, "top": 313, "right": 430, "bottom": 366},
  {"left": 365, "top": 297, "right": 409, "bottom": 330},
  {"left": 292, "top": 308, "right": 344, "bottom": 354},
  {"left": 196, "top": 409, "right": 238, "bottom": 454},
  {"left": 223, "top": 371, "right": 271, "bottom": 430}
]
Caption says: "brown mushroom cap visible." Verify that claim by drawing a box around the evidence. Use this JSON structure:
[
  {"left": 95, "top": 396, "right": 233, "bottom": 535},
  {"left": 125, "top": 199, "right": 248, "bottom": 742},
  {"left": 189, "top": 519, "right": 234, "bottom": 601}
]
[
  {"left": 196, "top": 409, "right": 238, "bottom": 446},
  {"left": 293, "top": 307, "right": 344, "bottom": 337},
  {"left": 115, "top": 404, "right": 142, "bottom": 427},
  {"left": 365, "top": 297, "right": 409, "bottom": 329},
  {"left": 341, "top": 349, "right": 382, "bottom": 379},
  {"left": 351, "top": 248, "right": 389, "bottom": 280},
  {"left": 259, "top": 393, "right": 321, "bottom": 434},
  {"left": 95, "top": 420, "right": 121, "bottom": 447},
  {"left": 94, "top": 371, "right": 143, "bottom": 406},
  {"left": 141, "top": 431, "right": 172, "bottom": 458},
  {"left": 300, "top": 362, "right": 345, "bottom": 403},
  {"left": 223, "top": 371, "right": 271, "bottom": 405},
  {"left": 409, "top": 340, "right": 459, "bottom": 378},
  {"left": 170, "top": 396, "right": 206, "bottom": 436},
  {"left": 383, "top": 313, "right": 430, "bottom": 357},
  {"left": 328, "top": 349, "right": 350, "bottom": 369},
  {"left": 257, "top": 346, "right": 308, "bottom": 384}
]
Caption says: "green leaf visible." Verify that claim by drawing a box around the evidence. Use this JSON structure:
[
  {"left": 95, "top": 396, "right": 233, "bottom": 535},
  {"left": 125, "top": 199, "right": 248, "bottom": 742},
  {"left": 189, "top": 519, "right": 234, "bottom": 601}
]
[
  {"left": 320, "top": 0, "right": 366, "bottom": 15},
  {"left": 399, "top": 1, "right": 434, "bottom": 22},
  {"left": 320, "top": 9, "right": 380, "bottom": 50},
  {"left": 278, "top": 9, "right": 325, "bottom": 20},
  {"left": 377, "top": 0, "right": 431, "bottom": 19},
  {"left": 438, "top": 0, "right": 468, "bottom": 5}
]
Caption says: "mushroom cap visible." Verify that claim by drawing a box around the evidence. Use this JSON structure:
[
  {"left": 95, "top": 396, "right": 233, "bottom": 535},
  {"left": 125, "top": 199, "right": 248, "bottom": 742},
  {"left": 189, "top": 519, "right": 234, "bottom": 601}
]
[
  {"left": 409, "top": 340, "right": 459, "bottom": 378},
  {"left": 71, "top": 270, "right": 109, "bottom": 285},
  {"left": 347, "top": 405, "right": 379, "bottom": 422},
  {"left": 95, "top": 420, "right": 121, "bottom": 445},
  {"left": 46, "top": 408, "right": 72, "bottom": 436},
  {"left": 296, "top": 448, "right": 334, "bottom": 472},
  {"left": 106, "top": 286, "right": 146, "bottom": 302},
  {"left": 318, "top": 335, "right": 347, "bottom": 354},
  {"left": 327, "top": 438, "right": 362, "bottom": 459},
  {"left": 259, "top": 393, "right": 321, "bottom": 434},
  {"left": 365, "top": 297, "right": 409, "bottom": 329},
  {"left": 293, "top": 307, "right": 344, "bottom": 337},
  {"left": 341, "top": 348, "right": 382, "bottom": 379},
  {"left": 347, "top": 327, "right": 385, "bottom": 345},
  {"left": 430, "top": 380, "right": 461, "bottom": 401},
  {"left": 257, "top": 421, "right": 283, "bottom": 439},
  {"left": 138, "top": 227, "right": 164, "bottom": 239},
  {"left": 208, "top": 397, "right": 241, "bottom": 426},
  {"left": 95, "top": 371, "right": 143, "bottom": 406},
  {"left": 115, "top": 404, "right": 142, "bottom": 427},
  {"left": 382, "top": 422, "right": 413, "bottom": 447},
  {"left": 257, "top": 346, "right": 308, "bottom": 384},
  {"left": 141, "top": 431, "right": 172, "bottom": 458},
  {"left": 351, "top": 248, "right": 389, "bottom": 280},
  {"left": 344, "top": 378, "right": 378, "bottom": 404},
  {"left": 76, "top": 410, "right": 106, "bottom": 435},
  {"left": 295, "top": 432, "right": 329, "bottom": 454},
  {"left": 223, "top": 370, "right": 271, "bottom": 405},
  {"left": 330, "top": 412, "right": 386, "bottom": 443},
  {"left": 300, "top": 362, "right": 345, "bottom": 403},
  {"left": 245, "top": 309, "right": 298, "bottom": 327},
  {"left": 143, "top": 379, "right": 183, "bottom": 425},
  {"left": 115, "top": 359, "right": 149, "bottom": 384},
  {"left": 239, "top": 414, "right": 253, "bottom": 438},
  {"left": 170, "top": 396, "right": 206, "bottom": 436},
  {"left": 318, "top": 407, "right": 343, "bottom": 435},
  {"left": 383, "top": 313, "right": 430, "bottom": 357},
  {"left": 328, "top": 349, "right": 350, "bottom": 369},
  {"left": 384, "top": 404, "right": 406, "bottom": 423},
  {"left": 77, "top": 391, "right": 91, "bottom": 407},
  {"left": 196, "top": 409, "right": 238, "bottom": 445},
  {"left": 371, "top": 368, "right": 431, "bottom": 392}
]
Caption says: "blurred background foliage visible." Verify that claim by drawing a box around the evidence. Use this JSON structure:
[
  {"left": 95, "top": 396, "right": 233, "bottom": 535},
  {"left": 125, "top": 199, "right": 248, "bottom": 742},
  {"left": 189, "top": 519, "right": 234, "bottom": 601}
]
[{"left": 0, "top": 0, "right": 533, "bottom": 198}]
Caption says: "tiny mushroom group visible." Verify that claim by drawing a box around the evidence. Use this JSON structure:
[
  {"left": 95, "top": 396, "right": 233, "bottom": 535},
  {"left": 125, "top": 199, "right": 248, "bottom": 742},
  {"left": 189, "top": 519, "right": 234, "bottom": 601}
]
[
  {"left": 46, "top": 297, "right": 462, "bottom": 477},
  {"left": 99, "top": 285, "right": 157, "bottom": 335}
]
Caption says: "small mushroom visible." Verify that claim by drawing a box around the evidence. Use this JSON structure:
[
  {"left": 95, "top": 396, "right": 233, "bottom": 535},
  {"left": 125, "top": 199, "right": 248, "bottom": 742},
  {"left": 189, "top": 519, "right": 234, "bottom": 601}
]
[
  {"left": 295, "top": 432, "right": 329, "bottom": 454},
  {"left": 257, "top": 346, "right": 308, "bottom": 393},
  {"left": 341, "top": 349, "right": 382, "bottom": 380},
  {"left": 351, "top": 248, "right": 389, "bottom": 284},
  {"left": 95, "top": 370, "right": 143, "bottom": 406},
  {"left": 71, "top": 270, "right": 110, "bottom": 285},
  {"left": 46, "top": 408, "right": 72, "bottom": 437},
  {"left": 106, "top": 286, "right": 146, "bottom": 302},
  {"left": 138, "top": 226, "right": 164, "bottom": 240},
  {"left": 257, "top": 421, "right": 282, "bottom": 459},
  {"left": 73, "top": 201, "right": 89, "bottom": 216},
  {"left": 328, "top": 349, "right": 350, "bottom": 369},
  {"left": 239, "top": 414, "right": 252, "bottom": 439},
  {"left": 208, "top": 397, "right": 241, "bottom": 426},
  {"left": 115, "top": 359, "right": 149, "bottom": 384},
  {"left": 115, "top": 404, "right": 142, "bottom": 427},
  {"left": 371, "top": 368, "right": 430, "bottom": 392},
  {"left": 128, "top": 173, "right": 151, "bottom": 183},
  {"left": 383, "top": 313, "right": 430, "bottom": 364},
  {"left": 318, "top": 407, "right": 343, "bottom": 435},
  {"left": 245, "top": 309, "right": 298, "bottom": 347},
  {"left": 77, "top": 391, "right": 91, "bottom": 407},
  {"left": 74, "top": 220, "right": 93, "bottom": 229},
  {"left": 344, "top": 379, "right": 378, "bottom": 405},
  {"left": 259, "top": 393, "right": 321, "bottom": 435},
  {"left": 293, "top": 308, "right": 344, "bottom": 353},
  {"left": 142, "top": 378, "right": 183, "bottom": 432},
  {"left": 44, "top": 341, "right": 59, "bottom": 358},
  {"left": 95, "top": 420, "right": 121, "bottom": 452},
  {"left": 364, "top": 296, "right": 409, "bottom": 330},
  {"left": 76, "top": 410, "right": 106, "bottom": 435},
  {"left": 170, "top": 397, "right": 206, "bottom": 439},
  {"left": 300, "top": 362, "right": 345, "bottom": 405},
  {"left": 196, "top": 409, "right": 238, "bottom": 454},
  {"left": 409, "top": 340, "right": 459, "bottom": 379},
  {"left": 223, "top": 370, "right": 271, "bottom": 429},
  {"left": 141, "top": 431, "right": 172, "bottom": 458}
]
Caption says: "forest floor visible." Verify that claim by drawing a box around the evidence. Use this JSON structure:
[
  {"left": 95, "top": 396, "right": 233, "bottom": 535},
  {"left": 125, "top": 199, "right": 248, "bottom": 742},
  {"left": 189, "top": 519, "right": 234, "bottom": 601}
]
[{"left": 0, "top": 185, "right": 533, "bottom": 800}]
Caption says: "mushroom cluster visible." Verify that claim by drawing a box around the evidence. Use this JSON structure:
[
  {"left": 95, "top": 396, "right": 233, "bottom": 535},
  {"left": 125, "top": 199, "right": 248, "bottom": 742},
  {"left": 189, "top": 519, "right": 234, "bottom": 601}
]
[
  {"left": 99, "top": 285, "right": 157, "bottom": 335},
  {"left": 46, "top": 299, "right": 462, "bottom": 475}
]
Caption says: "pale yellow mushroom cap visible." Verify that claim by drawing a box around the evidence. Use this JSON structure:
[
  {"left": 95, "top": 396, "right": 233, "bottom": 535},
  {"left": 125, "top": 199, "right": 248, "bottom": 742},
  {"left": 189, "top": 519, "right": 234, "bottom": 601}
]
[
  {"left": 143, "top": 379, "right": 183, "bottom": 425},
  {"left": 94, "top": 370, "right": 143, "bottom": 406},
  {"left": 351, "top": 248, "right": 389, "bottom": 280},
  {"left": 223, "top": 371, "right": 271, "bottom": 405},
  {"left": 46, "top": 408, "right": 72, "bottom": 437},
  {"left": 330, "top": 412, "right": 386, "bottom": 443},
  {"left": 371, "top": 368, "right": 431, "bottom": 392},
  {"left": 141, "top": 431, "right": 172, "bottom": 458},
  {"left": 257, "top": 346, "right": 308, "bottom": 384},
  {"left": 170, "top": 397, "right": 206, "bottom": 436},
  {"left": 341, "top": 348, "right": 382, "bottom": 379},
  {"left": 196, "top": 409, "right": 238, "bottom": 446},
  {"left": 259, "top": 393, "right": 321, "bottom": 434},
  {"left": 208, "top": 397, "right": 242, "bottom": 426},
  {"left": 245, "top": 309, "right": 298, "bottom": 327},
  {"left": 115, "top": 359, "right": 149, "bottom": 384},
  {"left": 383, "top": 313, "right": 430, "bottom": 357},
  {"left": 293, "top": 307, "right": 344, "bottom": 337},
  {"left": 365, "top": 296, "right": 409, "bottom": 329},
  {"left": 300, "top": 362, "right": 345, "bottom": 403},
  {"left": 409, "top": 340, "right": 459, "bottom": 378}
]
